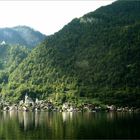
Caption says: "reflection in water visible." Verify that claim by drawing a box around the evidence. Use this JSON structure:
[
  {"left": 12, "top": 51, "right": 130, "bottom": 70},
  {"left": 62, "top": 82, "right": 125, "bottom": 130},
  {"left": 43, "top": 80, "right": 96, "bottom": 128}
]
[
  {"left": 18, "top": 111, "right": 24, "bottom": 126},
  {"left": 62, "top": 112, "right": 74, "bottom": 122},
  {"left": 0, "top": 111, "right": 139, "bottom": 139},
  {"left": 9, "top": 111, "right": 17, "bottom": 119},
  {"left": 18, "top": 111, "right": 35, "bottom": 131},
  {"left": 23, "top": 112, "right": 29, "bottom": 131},
  {"left": 70, "top": 112, "right": 73, "bottom": 120},
  {"left": 107, "top": 112, "right": 116, "bottom": 120},
  {"left": 3, "top": 111, "right": 9, "bottom": 121},
  {"left": 62, "top": 112, "right": 68, "bottom": 122},
  {"left": 35, "top": 111, "right": 39, "bottom": 128}
]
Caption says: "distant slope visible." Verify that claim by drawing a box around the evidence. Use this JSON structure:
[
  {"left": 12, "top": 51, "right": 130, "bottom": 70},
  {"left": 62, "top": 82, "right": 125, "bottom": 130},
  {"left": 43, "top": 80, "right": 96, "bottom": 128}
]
[
  {"left": 13, "top": 26, "right": 46, "bottom": 48},
  {"left": 0, "top": 26, "right": 46, "bottom": 48},
  {"left": 3, "top": 1, "right": 140, "bottom": 106}
]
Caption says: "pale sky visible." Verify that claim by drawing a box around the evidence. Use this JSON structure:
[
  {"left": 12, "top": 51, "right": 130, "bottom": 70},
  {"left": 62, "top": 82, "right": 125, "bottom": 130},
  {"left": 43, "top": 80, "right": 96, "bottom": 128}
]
[{"left": 0, "top": 1, "right": 115, "bottom": 35}]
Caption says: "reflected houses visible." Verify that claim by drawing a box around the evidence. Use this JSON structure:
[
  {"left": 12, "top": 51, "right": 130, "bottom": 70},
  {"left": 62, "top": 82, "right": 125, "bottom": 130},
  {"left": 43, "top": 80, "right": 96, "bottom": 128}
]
[
  {"left": 62, "top": 112, "right": 68, "bottom": 122},
  {"left": 18, "top": 112, "right": 24, "bottom": 126},
  {"left": 3, "top": 111, "right": 9, "bottom": 122},
  {"left": 9, "top": 111, "right": 18, "bottom": 120},
  {"left": 23, "top": 112, "right": 28, "bottom": 131},
  {"left": 17, "top": 112, "right": 47, "bottom": 131},
  {"left": 0, "top": 111, "right": 81, "bottom": 138},
  {"left": 62, "top": 112, "right": 73, "bottom": 122},
  {"left": 23, "top": 112, "right": 34, "bottom": 131},
  {"left": 35, "top": 112, "right": 39, "bottom": 128},
  {"left": 106, "top": 112, "right": 114, "bottom": 121},
  {"left": 106, "top": 112, "right": 119, "bottom": 121},
  {"left": 69, "top": 112, "right": 73, "bottom": 120},
  {"left": 17, "top": 112, "right": 35, "bottom": 131}
]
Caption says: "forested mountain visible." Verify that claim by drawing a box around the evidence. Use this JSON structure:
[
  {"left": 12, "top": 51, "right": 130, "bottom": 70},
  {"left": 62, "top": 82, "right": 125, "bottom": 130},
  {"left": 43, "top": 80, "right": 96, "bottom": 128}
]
[
  {"left": 0, "top": 26, "right": 45, "bottom": 86},
  {"left": 0, "top": 26, "right": 46, "bottom": 48},
  {"left": 2, "top": 1, "right": 140, "bottom": 107}
]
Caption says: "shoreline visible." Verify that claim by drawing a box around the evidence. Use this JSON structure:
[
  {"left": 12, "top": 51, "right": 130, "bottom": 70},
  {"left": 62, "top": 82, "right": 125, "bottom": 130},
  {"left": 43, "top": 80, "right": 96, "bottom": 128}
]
[
  {"left": 1, "top": 95, "right": 140, "bottom": 113},
  {"left": 1, "top": 101, "right": 140, "bottom": 113}
]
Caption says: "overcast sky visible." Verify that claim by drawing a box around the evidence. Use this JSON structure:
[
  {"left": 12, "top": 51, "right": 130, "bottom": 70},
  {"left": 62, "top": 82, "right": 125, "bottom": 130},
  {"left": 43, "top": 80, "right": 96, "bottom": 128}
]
[{"left": 0, "top": 1, "right": 115, "bottom": 35}]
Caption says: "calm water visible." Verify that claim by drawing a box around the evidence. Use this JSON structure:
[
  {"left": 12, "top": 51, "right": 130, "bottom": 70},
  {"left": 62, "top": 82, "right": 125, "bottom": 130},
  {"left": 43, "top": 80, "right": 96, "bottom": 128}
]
[{"left": 0, "top": 111, "right": 140, "bottom": 139}]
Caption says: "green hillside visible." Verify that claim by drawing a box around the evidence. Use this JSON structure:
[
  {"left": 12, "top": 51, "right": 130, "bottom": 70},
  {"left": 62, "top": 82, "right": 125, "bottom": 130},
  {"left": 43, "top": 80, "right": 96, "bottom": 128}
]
[
  {"left": 2, "top": 1, "right": 140, "bottom": 107},
  {"left": 0, "top": 44, "right": 29, "bottom": 93}
]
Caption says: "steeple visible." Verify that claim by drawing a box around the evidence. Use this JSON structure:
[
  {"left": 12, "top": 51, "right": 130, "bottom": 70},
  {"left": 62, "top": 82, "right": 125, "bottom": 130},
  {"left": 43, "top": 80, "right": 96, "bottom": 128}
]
[{"left": 25, "top": 93, "right": 28, "bottom": 103}]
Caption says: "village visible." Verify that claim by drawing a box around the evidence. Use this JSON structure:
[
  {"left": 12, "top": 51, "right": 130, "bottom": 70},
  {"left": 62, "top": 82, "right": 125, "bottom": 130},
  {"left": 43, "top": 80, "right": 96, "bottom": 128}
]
[{"left": 0, "top": 94, "right": 139, "bottom": 113}]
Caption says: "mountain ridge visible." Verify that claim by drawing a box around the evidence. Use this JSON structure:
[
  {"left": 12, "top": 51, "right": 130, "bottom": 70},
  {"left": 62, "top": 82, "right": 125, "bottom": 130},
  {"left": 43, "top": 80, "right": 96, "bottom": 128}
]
[{"left": 0, "top": 26, "right": 46, "bottom": 48}]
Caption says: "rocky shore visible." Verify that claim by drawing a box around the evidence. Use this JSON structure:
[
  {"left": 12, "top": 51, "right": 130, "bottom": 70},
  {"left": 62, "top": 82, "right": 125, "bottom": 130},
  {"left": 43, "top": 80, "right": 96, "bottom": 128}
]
[{"left": 0, "top": 94, "right": 139, "bottom": 112}]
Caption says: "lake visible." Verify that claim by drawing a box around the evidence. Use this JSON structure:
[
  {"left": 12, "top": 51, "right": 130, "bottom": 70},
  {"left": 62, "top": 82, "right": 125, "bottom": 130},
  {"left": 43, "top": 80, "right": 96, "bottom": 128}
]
[{"left": 0, "top": 111, "right": 140, "bottom": 139}]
